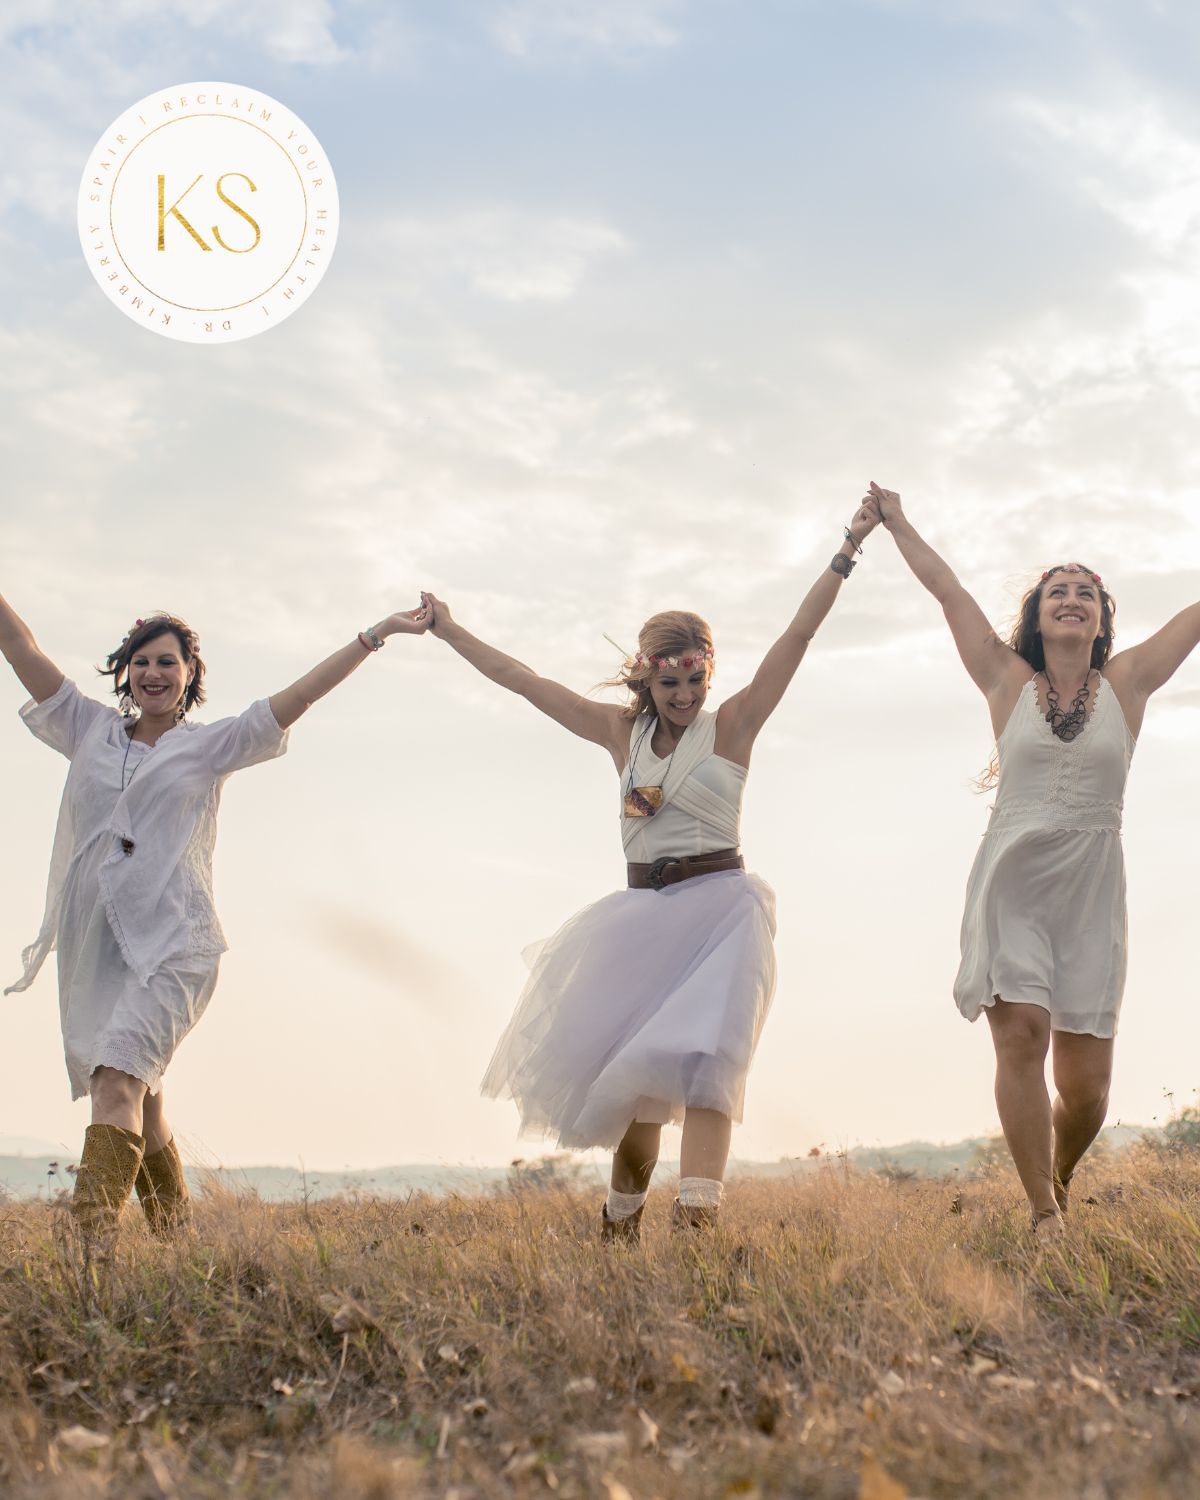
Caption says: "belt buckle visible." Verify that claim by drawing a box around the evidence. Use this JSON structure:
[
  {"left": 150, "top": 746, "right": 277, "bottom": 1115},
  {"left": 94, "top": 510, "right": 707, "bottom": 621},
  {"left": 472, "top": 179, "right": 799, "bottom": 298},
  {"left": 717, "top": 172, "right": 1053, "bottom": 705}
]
[{"left": 646, "top": 856, "right": 676, "bottom": 891}]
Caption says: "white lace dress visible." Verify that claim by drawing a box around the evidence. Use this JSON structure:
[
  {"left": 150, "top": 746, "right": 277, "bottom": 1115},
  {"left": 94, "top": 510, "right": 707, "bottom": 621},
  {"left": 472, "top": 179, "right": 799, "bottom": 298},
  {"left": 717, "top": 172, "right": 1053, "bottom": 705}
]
[
  {"left": 955, "top": 675, "right": 1135, "bottom": 1037},
  {"left": 6, "top": 679, "right": 289, "bottom": 1097},
  {"left": 481, "top": 710, "right": 777, "bottom": 1149}
]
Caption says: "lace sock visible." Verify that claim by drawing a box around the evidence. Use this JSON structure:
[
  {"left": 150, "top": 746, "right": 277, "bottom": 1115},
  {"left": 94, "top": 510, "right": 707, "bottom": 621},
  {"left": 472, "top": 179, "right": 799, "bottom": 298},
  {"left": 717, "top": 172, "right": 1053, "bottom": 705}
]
[
  {"left": 678, "top": 1176, "right": 724, "bottom": 1210},
  {"left": 605, "top": 1188, "right": 648, "bottom": 1221}
]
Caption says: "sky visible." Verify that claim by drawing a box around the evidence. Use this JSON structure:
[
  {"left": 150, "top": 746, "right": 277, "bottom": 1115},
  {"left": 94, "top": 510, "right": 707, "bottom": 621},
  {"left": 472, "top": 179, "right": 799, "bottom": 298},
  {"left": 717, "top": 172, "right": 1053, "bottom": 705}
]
[{"left": 2, "top": 0, "right": 1199, "bottom": 1171}]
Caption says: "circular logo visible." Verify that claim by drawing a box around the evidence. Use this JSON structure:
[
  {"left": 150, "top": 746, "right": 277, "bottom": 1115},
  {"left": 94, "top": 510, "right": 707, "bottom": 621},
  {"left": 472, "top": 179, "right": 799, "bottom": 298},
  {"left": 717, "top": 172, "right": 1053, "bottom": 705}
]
[{"left": 78, "top": 83, "right": 339, "bottom": 343}]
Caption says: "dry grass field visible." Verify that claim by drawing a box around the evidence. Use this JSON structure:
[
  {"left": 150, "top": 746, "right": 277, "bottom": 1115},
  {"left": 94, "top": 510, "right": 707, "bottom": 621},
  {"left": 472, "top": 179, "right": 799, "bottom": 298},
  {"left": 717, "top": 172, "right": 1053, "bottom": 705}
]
[{"left": 1, "top": 1150, "right": 1198, "bottom": 1499}]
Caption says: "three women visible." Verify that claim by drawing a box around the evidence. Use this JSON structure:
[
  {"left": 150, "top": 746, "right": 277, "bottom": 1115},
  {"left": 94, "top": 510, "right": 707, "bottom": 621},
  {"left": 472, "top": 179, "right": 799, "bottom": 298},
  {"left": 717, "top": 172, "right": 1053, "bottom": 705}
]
[{"left": 5, "top": 487, "right": 1198, "bottom": 1241}]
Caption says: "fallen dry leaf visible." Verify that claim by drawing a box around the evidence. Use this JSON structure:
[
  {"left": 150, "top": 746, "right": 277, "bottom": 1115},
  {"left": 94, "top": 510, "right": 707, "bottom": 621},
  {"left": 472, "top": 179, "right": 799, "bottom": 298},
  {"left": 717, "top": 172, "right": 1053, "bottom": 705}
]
[
  {"left": 634, "top": 1406, "right": 659, "bottom": 1450},
  {"left": 986, "top": 1374, "right": 1037, "bottom": 1393},
  {"left": 876, "top": 1371, "right": 906, "bottom": 1398},
  {"left": 437, "top": 1343, "right": 462, "bottom": 1366},
  {"left": 56, "top": 1425, "right": 111, "bottom": 1454},
  {"left": 565, "top": 1376, "right": 598, "bottom": 1395},
  {"left": 602, "top": 1479, "right": 634, "bottom": 1500},
  {"left": 572, "top": 1431, "right": 629, "bottom": 1461},
  {"left": 860, "top": 1454, "right": 909, "bottom": 1500}
]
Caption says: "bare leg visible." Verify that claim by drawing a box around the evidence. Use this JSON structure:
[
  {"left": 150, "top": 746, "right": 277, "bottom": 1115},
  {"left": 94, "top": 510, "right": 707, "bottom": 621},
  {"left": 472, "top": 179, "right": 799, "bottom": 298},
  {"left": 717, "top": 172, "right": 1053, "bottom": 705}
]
[
  {"left": 611, "top": 1121, "right": 662, "bottom": 1195},
  {"left": 680, "top": 1107, "right": 732, "bottom": 1181},
  {"left": 90, "top": 1066, "right": 149, "bottom": 1136},
  {"left": 1051, "top": 1031, "right": 1114, "bottom": 1210},
  {"left": 140, "top": 1089, "right": 174, "bottom": 1155},
  {"left": 985, "top": 1000, "right": 1057, "bottom": 1219}
]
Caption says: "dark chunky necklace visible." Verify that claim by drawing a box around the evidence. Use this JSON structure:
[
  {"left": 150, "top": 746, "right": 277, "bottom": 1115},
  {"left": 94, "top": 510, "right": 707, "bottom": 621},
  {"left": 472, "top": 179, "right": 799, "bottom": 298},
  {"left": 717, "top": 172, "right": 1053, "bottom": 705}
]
[{"left": 1042, "top": 669, "right": 1094, "bottom": 742}]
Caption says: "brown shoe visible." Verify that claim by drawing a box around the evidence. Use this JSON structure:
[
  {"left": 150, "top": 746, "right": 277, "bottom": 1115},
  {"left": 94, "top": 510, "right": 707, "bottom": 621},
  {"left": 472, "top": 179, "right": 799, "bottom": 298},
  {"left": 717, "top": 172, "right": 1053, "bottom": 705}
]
[
  {"left": 671, "top": 1198, "right": 718, "bottom": 1233},
  {"left": 601, "top": 1201, "right": 644, "bottom": 1245},
  {"left": 136, "top": 1137, "right": 193, "bottom": 1237},
  {"left": 72, "top": 1123, "right": 145, "bottom": 1237}
]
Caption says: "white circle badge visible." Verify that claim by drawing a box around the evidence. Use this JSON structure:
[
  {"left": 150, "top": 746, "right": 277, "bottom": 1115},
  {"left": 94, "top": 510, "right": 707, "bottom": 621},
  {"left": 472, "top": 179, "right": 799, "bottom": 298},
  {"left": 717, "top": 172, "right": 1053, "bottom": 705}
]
[{"left": 78, "top": 83, "right": 339, "bottom": 343}]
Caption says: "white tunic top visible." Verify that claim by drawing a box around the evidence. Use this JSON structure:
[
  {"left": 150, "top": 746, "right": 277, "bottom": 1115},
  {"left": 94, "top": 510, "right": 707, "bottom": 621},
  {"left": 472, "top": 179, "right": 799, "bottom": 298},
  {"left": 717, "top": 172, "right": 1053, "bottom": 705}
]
[
  {"left": 955, "top": 675, "right": 1135, "bottom": 1037},
  {"left": 6, "top": 678, "right": 289, "bottom": 996},
  {"left": 620, "top": 710, "right": 745, "bottom": 862}
]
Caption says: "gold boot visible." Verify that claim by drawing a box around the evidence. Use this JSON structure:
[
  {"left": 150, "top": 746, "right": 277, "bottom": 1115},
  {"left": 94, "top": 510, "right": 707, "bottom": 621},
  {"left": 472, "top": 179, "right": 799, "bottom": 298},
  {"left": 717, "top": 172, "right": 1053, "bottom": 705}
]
[
  {"left": 72, "top": 1123, "right": 145, "bottom": 1236},
  {"left": 136, "top": 1137, "right": 193, "bottom": 1237},
  {"left": 600, "top": 1201, "right": 644, "bottom": 1245}
]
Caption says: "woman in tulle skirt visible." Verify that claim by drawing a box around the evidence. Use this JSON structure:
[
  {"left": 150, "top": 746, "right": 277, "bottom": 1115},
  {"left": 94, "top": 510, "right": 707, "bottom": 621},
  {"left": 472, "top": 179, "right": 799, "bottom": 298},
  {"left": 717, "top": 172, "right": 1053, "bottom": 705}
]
[{"left": 423, "top": 493, "right": 881, "bottom": 1239}]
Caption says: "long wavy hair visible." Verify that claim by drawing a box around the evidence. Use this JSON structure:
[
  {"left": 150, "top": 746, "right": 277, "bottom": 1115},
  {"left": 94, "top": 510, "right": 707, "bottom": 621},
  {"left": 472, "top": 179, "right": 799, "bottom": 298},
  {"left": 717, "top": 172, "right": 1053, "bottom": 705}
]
[
  {"left": 609, "top": 610, "right": 715, "bottom": 721},
  {"left": 978, "top": 564, "right": 1116, "bottom": 789},
  {"left": 99, "top": 613, "right": 207, "bottom": 718}
]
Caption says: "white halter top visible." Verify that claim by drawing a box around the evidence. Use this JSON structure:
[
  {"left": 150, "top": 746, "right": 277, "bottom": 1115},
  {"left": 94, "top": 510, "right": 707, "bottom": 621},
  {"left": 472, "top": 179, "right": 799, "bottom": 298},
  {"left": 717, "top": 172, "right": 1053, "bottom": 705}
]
[
  {"left": 620, "top": 710, "right": 746, "bottom": 862},
  {"left": 988, "top": 675, "right": 1134, "bottom": 836}
]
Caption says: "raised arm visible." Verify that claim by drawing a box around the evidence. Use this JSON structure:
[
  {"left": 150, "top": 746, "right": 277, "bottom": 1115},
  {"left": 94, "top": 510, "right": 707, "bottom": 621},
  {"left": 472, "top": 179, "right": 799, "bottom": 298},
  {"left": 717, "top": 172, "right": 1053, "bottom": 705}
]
[
  {"left": 716, "top": 500, "right": 882, "bottom": 762},
  {"left": 871, "top": 482, "right": 1020, "bottom": 701},
  {"left": 425, "top": 594, "right": 626, "bottom": 764},
  {"left": 1110, "top": 601, "right": 1200, "bottom": 699},
  {"left": 268, "top": 605, "right": 430, "bottom": 731},
  {"left": 0, "top": 592, "right": 64, "bottom": 703}
]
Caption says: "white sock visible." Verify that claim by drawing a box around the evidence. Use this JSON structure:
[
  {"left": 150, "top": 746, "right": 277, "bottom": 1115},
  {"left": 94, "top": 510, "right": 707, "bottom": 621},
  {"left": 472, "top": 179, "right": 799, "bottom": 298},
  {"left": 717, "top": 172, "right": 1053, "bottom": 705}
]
[
  {"left": 678, "top": 1176, "right": 724, "bottom": 1209},
  {"left": 605, "top": 1188, "right": 647, "bottom": 1221}
]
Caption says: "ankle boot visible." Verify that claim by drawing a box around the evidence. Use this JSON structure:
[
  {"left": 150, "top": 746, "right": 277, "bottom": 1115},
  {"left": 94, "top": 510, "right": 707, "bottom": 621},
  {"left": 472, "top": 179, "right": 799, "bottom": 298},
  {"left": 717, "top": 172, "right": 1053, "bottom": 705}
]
[
  {"left": 600, "top": 1201, "right": 644, "bottom": 1245},
  {"left": 136, "top": 1137, "right": 193, "bottom": 1237},
  {"left": 671, "top": 1198, "right": 718, "bottom": 1232},
  {"left": 72, "top": 1124, "right": 145, "bottom": 1236}
]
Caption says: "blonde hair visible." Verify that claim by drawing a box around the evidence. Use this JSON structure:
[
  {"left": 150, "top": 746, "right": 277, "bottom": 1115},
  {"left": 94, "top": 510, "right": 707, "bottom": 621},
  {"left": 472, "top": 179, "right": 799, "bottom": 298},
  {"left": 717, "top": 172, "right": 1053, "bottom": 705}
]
[{"left": 610, "top": 610, "right": 715, "bottom": 720}]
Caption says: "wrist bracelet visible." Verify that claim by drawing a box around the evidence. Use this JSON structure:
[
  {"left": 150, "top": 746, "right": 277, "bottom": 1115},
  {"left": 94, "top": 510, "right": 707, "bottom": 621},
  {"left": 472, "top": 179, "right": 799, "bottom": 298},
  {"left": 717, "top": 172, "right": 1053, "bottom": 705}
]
[
  {"left": 359, "top": 626, "right": 386, "bottom": 652},
  {"left": 843, "top": 526, "right": 864, "bottom": 556},
  {"left": 830, "top": 552, "right": 856, "bottom": 578}
]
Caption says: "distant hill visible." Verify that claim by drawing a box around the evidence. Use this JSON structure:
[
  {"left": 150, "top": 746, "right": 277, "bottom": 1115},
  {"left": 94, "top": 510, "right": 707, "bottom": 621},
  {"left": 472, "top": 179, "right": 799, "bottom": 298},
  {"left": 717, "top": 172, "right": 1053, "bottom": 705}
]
[{"left": 0, "top": 1124, "right": 1152, "bottom": 1202}]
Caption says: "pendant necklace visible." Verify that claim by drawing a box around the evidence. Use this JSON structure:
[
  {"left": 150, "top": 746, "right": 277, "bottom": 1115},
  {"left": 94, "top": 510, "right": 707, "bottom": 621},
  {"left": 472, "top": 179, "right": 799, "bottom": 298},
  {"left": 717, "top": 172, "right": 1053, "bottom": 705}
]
[
  {"left": 1042, "top": 669, "right": 1094, "bottom": 743},
  {"left": 624, "top": 716, "right": 683, "bottom": 818}
]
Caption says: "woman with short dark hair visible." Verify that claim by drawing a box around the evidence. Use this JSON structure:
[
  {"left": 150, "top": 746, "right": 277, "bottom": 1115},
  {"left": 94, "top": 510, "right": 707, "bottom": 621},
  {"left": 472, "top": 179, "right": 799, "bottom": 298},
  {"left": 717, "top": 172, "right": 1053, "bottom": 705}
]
[
  {"left": 1, "top": 595, "right": 430, "bottom": 1238},
  {"left": 872, "top": 481, "right": 1200, "bottom": 1234}
]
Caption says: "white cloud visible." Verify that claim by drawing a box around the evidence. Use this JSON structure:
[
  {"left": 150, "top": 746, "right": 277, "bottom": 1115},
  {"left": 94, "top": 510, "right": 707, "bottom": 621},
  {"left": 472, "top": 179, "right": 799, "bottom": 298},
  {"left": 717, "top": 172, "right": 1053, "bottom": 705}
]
[
  {"left": 488, "top": 0, "right": 684, "bottom": 61},
  {"left": 386, "top": 209, "right": 630, "bottom": 303}
]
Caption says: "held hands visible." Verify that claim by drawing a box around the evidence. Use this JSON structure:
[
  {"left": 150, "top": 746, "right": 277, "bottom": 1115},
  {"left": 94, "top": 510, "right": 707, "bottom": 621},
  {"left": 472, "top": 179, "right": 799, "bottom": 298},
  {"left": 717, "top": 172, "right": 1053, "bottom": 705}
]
[
  {"left": 848, "top": 495, "right": 883, "bottom": 545},
  {"left": 420, "top": 591, "right": 454, "bottom": 637},
  {"left": 867, "top": 480, "right": 903, "bottom": 529},
  {"left": 383, "top": 598, "right": 434, "bottom": 636}
]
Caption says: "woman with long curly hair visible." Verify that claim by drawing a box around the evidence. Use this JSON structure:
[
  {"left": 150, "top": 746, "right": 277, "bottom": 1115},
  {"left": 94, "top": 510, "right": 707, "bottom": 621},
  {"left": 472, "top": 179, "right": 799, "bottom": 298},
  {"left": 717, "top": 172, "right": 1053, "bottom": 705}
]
[
  {"left": 871, "top": 481, "right": 1200, "bottom": 1234},
  {"left": 2, "top": 595, "right": 431, "bottom": 1238},
  {"left": 422, "top": 495, "right": 880, "bottom": 1241}
]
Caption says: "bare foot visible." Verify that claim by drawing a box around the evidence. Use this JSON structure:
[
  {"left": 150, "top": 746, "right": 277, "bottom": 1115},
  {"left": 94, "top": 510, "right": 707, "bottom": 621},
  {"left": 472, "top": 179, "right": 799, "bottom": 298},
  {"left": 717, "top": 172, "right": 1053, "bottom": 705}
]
[
  {"left": 1053, "top": 1171, "right": 1072, "bottom": 1215},
  {"left": 1032, "top": 1210, "right": 1065, "bottom": 1242}
]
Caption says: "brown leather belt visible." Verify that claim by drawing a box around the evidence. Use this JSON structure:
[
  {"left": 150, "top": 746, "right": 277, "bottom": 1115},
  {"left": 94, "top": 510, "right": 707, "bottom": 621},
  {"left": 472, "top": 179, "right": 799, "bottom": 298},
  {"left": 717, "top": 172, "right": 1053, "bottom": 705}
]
[{"left": 627, "top": 848, "right": 744, "bottom": 892}]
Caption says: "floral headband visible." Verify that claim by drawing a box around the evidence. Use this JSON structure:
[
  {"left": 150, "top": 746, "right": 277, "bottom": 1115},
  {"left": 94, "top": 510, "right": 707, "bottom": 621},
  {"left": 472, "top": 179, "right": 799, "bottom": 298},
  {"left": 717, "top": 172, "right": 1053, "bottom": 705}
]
[
  {"left": 122, "top": 616, "right": 199, "bottom": 653},
  {"left": 629, "top": 645, "right": 715, "bottom": 675},
  {"left": 1042, "top": 563, "right": 1102, "bottom": 586}
]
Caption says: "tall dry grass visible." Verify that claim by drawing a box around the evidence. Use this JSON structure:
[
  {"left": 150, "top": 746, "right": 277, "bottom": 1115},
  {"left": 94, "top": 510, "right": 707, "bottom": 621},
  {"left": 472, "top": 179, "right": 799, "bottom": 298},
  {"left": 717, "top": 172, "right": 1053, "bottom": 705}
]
[{"left": 1, "top": 1150, "right": 1198, "bottom": 1498}]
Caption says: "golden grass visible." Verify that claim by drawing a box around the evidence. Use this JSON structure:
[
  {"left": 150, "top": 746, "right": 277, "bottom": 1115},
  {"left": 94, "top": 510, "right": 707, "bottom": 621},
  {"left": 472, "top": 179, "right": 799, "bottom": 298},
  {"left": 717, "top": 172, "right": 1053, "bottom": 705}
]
[{"left": 1, "top": 1150, "right": 1198, "bottom": 1498}]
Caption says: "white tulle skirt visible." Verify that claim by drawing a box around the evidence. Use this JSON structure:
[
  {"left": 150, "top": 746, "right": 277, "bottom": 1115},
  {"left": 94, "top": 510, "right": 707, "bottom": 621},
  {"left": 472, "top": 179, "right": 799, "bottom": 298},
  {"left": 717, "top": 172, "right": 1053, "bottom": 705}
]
[{"left": 481, "top": 869, "right": 778, "bottom": 1149}]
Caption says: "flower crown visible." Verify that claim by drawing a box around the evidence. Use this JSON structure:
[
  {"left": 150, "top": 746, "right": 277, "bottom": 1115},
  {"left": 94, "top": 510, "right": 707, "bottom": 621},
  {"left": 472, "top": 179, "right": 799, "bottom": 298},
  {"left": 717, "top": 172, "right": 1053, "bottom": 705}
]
[
  {"left": 121, "top": 616, "right": 200, "bottom": 654},
  {"left": 629, "top": 644, "right": 715, "bottom": 675},
  {"left": 1042, "top": 563, "right": 1102, "bottom": 586}
]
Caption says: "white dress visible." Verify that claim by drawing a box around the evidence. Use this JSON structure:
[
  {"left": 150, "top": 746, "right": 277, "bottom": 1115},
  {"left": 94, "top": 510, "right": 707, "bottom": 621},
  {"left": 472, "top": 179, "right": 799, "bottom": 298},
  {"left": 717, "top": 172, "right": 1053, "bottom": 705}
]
[
  {"left": 955, "top": 675, "right": 1134, "bottom": 1037},
  {"left": 6, "top": 679, "right": 288, "bottom": 1097},
  {"left": 481, "top": 709, "right": 777, "bottom": 1149}
]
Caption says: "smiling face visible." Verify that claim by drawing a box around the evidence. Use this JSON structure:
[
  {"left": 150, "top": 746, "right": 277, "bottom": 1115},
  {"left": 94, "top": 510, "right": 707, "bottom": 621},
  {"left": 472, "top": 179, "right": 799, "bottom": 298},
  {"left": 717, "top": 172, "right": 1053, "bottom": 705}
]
[
  {"left": 1037, "top": 572, "right": 1104, "bottom": 650},
  {"left": 127, "top": 631, "right": 195, "bottom": 719},
  {"left": 647, "top": 661, "right": 710, "bottom": 729}
]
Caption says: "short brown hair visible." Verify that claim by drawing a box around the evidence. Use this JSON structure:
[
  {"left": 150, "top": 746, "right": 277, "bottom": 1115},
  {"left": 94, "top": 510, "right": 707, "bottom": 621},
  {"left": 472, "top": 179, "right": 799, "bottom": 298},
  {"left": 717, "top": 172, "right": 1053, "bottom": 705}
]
[{"left": 99, "top": 613, "right": 206, "bottom": 715}]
